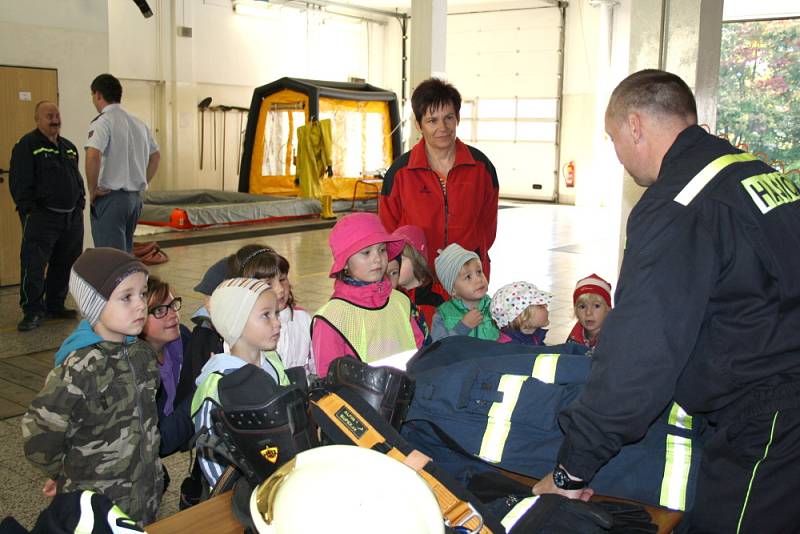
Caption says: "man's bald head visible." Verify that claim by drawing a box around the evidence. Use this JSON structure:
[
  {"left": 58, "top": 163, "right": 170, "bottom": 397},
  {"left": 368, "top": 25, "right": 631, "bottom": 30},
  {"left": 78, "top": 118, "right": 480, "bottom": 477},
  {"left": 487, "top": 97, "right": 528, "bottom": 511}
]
[
  {"left": 606, "top": 69, "right": 698, "bottom": 126},
  {"left": 34, "top": 101, "right": 61, "bottom": 141}
]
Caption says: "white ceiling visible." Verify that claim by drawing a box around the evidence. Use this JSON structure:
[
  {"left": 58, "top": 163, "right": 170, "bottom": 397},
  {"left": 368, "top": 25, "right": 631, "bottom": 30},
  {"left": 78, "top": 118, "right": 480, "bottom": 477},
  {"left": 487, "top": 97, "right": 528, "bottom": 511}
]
[
  {"left": 325, "top": 0, "right": 558, "bottom": 13},
  {"left": 328, "top": 0, "right": 800, "bottom": 20}
]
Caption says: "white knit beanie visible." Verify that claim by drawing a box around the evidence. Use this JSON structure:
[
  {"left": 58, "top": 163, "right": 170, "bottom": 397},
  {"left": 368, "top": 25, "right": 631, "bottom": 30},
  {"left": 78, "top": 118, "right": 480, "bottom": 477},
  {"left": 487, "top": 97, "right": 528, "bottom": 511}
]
[
  {"left": 435, "top": 243, "right": 480, "bottom": 295},
  {"left": 209, "top": 277, "right": 273, "bottom": 347},
  {"left": 490, "top": 281, "right": 553, "bottom": 328}
]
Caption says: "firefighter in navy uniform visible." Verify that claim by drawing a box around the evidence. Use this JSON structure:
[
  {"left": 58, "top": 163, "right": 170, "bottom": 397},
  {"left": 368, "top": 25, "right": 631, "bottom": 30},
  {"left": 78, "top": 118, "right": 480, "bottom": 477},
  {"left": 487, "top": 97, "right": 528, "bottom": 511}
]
[
  {"left": 9, "top": 101, "right": 84, "bottom": 331},
  {"left": 534, "top": 70, "right": 800, "bottom": 532}
]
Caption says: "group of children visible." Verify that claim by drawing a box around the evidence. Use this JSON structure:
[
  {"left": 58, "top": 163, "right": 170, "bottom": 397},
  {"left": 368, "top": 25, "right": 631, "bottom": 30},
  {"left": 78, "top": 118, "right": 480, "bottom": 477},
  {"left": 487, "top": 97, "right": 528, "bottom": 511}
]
[{"left": 18, "top": 212, "right": 613, "bottom": 527}]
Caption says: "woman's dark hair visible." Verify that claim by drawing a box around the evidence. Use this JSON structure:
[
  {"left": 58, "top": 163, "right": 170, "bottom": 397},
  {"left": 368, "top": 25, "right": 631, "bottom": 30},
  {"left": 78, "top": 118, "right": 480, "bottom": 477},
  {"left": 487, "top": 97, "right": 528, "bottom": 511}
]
[
  {"left": 145, "top": 275, "right": 171, "bottom": 310},
  {"left": 411, "top": 78, "right": 461, "bottom": 124},
  {"left": 90, "top": 73, "right": 123, "bottom": 103},
  {"left": 228, "top": 244, "right": 296, "bottom": 310}
]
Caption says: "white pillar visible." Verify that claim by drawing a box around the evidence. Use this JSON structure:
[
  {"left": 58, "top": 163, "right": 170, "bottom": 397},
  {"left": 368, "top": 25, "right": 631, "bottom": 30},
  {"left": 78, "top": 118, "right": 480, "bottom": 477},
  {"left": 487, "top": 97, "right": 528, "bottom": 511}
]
[
  {"left": 408, "top": 0, "right": 447, "bottom": 145},
  {"left": 603, "top": 0, "right": 724, "bottom": 269}
]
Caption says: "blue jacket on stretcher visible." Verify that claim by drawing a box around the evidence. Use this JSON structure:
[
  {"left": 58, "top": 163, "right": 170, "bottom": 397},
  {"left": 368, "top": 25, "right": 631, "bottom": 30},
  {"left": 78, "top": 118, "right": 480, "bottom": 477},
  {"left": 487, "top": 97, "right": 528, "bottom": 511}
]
[{"left": 401, "top": 336, "right": 705, "bottom": 511}]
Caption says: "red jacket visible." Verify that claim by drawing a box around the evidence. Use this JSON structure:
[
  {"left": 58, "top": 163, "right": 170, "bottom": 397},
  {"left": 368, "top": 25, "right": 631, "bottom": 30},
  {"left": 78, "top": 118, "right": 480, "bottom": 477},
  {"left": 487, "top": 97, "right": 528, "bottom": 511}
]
[{"left": 379, "top": 138, "right": 499, "bottom": 279}]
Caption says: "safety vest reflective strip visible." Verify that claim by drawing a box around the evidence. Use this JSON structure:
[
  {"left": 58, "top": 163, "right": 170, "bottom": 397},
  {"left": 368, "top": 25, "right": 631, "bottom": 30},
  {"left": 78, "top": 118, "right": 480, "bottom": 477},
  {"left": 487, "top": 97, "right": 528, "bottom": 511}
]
[
  {"left": 478, "top": 374, "right": 528, "bottom": 463},
  {"left": 32, "top": 147, "right": 59, "bottom": 156},
  {"left": 264, "top": 350, "right": 290, "bottom": 386},
  {"left": 191, "top": 372, "right": 223, "bottom": 416},
  {"left": 659, "top": 402, "right": 693, "bottom": 510},
  {"left": 674, "top": 152, "right": 758, "bottom": 206},
  {"left": 531, "top": 354, "right": 560, "bottom": 383},
  {"left": 501, "top": 496, "right": 540, "bottom": 531},
  {"left": 75, "top": 491, "right": 95, "bottom": 534}
]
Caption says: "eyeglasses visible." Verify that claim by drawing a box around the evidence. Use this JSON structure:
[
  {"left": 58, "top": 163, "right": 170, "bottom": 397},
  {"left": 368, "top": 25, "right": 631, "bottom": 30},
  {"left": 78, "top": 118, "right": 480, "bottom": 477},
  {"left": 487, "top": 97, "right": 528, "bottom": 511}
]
[{"left": 148, "top": 297, "right": 182, "bottom": 319}]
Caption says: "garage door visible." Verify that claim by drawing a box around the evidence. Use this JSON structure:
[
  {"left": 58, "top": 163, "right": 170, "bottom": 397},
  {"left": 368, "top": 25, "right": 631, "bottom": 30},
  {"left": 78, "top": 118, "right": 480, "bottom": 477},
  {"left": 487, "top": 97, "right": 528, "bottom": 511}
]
[{"left": 447, "top": 5, "right": 564, "bottom": 201}]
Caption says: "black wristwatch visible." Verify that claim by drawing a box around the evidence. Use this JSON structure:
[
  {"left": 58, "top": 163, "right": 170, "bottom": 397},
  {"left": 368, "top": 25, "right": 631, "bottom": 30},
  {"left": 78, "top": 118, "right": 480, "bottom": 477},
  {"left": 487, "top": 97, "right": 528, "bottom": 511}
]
[{"left": 553, "top": 465, "right": 587, "bottom": 490}]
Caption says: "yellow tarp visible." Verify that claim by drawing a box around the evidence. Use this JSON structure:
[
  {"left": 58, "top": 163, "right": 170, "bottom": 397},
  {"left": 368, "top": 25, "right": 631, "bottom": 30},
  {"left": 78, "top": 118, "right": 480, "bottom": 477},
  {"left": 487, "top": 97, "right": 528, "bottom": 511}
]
[{"left": 248, "top": 88, "right": 393, "bottom": 200}]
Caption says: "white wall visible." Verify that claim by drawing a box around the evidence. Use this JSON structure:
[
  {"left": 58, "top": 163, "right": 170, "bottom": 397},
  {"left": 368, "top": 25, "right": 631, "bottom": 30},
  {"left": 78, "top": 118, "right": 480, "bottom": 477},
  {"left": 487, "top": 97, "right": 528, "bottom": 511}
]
[
  {"left": 0, "top": 0, "right": 109, "bottom": 157},
  {"left": 0, "top": 0, "right": 109, "bottom": 248},
  {"left": 108, "top": 0, "right": 401, "bottom": 193}
]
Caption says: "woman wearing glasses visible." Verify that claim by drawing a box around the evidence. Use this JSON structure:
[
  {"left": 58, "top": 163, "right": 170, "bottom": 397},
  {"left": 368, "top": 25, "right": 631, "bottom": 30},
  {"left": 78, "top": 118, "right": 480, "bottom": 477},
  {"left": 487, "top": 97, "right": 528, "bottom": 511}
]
[{"left": 140, "top": 276, "right": 194, "bottom": 466}]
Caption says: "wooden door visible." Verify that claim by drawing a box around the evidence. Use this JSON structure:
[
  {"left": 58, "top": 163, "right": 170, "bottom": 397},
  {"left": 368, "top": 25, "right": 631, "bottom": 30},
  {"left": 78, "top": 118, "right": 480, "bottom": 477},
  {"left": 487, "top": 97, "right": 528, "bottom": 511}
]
[{"left": 0, "top": 66, "right": 58, "bottom": 286}]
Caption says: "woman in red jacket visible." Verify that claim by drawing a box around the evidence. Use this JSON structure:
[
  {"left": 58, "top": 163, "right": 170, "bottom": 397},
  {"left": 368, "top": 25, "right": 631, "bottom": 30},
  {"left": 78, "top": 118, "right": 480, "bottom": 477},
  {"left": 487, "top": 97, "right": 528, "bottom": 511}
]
[{"left": 379, "top": 78, "right": 499, "bottom": 290}]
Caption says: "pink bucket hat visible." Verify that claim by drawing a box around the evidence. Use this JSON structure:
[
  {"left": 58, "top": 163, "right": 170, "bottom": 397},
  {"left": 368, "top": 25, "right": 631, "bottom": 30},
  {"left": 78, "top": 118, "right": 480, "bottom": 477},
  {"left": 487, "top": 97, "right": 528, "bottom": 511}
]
[
  {"left": 328, "top": 213, "right": 405, "bottom": 277},
  {"left": 391, "top": 225, "right": 427, "bottom": 256}
]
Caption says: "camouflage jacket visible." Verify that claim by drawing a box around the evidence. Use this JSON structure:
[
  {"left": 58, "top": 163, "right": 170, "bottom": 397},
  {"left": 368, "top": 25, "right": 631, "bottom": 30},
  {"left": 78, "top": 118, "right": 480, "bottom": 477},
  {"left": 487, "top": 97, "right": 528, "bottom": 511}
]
[{"left": 22, "top": 338, "right": 164, "bottom": 526}]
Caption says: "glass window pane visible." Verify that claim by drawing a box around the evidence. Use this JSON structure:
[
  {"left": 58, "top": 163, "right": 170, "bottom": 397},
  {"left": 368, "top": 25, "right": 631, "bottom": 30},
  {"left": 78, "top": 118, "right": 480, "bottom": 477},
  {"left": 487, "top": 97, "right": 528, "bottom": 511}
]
[
  {"left": 516, "top": 121, "right": 557, "bottom": 142},
  {"left": 478, "top": 99, "right": 516, "bottom": 119},
  {"left": 460, "top": 101, "right": 474, "bottom": 119},
  {"left": 457, "top": 119, "right": 472, "bottom": 141},
  {"left": 477, "top": 121, "right": 515, "bottom": 141},
  {"left": 517, "top": 99, "right": 558, "bottom": 119}
]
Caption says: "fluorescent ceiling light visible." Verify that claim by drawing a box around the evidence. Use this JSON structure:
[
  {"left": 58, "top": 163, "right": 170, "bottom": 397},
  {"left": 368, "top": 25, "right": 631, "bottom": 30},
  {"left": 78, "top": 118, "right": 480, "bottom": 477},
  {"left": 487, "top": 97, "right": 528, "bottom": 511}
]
[{"left": 233, "top": 0, "right": 273, "bottom": 17}]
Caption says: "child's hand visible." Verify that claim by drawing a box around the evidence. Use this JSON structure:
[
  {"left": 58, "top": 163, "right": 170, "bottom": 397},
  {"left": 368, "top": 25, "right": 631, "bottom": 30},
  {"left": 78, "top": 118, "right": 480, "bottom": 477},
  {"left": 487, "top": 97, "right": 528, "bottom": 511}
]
[
  {"left": 42, "top": 479, "right": 57, "bottom": 497},
  {"left": 462, "top": 309, "right": 484, "bottom": 329}
]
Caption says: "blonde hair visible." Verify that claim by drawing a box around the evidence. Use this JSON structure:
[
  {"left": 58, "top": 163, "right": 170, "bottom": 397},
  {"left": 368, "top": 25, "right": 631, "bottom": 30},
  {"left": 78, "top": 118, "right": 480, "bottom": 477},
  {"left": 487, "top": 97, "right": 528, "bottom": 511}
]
[
  {"left": 401, "top": 244, "right": 433, "bottom": 286},
  {"left": 509, "top": 304, "right": 546, "bottom": 331}
]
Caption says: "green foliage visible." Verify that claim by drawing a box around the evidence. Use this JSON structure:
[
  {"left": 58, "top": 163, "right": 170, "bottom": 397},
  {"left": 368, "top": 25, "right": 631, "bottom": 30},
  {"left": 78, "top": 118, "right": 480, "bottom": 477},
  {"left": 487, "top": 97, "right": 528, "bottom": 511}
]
[{"left": 717, "top": 19, "right": 800, "bottom": 174}]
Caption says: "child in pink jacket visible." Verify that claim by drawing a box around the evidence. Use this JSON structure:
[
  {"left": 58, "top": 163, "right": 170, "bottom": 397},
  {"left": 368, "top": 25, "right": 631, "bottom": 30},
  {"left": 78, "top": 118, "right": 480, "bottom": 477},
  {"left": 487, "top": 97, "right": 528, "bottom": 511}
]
[{"left": 312, "top": 213, "right": 424, "bottom": 375}]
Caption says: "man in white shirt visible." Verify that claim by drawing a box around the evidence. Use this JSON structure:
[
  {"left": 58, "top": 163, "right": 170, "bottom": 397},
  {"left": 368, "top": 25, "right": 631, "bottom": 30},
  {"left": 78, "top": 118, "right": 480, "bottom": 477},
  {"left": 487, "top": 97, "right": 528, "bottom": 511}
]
[{"left": 85, "top": 73, "right": 160, "bottom": 252}]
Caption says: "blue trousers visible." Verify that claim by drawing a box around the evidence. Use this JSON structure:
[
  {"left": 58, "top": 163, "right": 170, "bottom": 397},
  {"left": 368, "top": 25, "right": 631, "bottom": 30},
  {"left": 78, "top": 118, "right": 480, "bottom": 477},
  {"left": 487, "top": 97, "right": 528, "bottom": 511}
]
[{"left": 90, "top": 190, "right": 142, "bottom": 253}]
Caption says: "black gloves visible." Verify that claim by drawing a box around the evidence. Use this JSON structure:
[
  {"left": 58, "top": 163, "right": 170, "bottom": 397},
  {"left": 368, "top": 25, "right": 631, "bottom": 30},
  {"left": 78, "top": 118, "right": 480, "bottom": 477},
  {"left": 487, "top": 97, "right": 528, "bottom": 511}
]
[{"left": 509, "top": 494, "right": 613, "bottom": 534}]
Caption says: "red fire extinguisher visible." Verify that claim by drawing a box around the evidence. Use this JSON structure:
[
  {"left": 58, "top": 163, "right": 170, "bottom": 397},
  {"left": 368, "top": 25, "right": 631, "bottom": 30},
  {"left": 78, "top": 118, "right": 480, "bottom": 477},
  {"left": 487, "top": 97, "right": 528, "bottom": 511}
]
[{"left": 564, "top": 160, "right": 576, "bottom": 188}]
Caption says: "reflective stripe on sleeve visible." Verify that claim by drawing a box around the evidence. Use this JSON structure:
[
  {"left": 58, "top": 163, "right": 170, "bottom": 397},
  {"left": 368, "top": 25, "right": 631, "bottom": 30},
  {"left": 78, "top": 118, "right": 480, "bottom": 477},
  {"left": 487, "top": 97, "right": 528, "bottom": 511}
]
[
  {"left": 478, "top": 374, "right": 528, "bottom": 463},
  {"left": 531, "top": 354, "right": 560, "bottom": 384},
  {"left": 659, "top": 434, "right": 692, "bottom": 510},
  {"left": 667, "top": 402, "right": 693, "bottom": 430},
  {"left": 674, "top": 153, "right": 758, "bottom": 206}
]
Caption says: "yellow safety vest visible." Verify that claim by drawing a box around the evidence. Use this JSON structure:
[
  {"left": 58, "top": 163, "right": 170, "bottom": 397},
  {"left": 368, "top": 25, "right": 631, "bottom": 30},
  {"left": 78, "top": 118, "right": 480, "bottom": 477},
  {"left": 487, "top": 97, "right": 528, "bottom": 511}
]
[{"left": 314, "top": 290, "right": 417, "bottom": 363}]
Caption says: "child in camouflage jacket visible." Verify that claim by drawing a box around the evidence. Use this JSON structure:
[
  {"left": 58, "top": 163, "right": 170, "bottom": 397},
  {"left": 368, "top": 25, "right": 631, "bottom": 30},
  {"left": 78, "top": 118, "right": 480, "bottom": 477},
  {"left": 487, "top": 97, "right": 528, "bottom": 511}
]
[{"left": 22, "top": 248, "right": 164, "bottom": 526}]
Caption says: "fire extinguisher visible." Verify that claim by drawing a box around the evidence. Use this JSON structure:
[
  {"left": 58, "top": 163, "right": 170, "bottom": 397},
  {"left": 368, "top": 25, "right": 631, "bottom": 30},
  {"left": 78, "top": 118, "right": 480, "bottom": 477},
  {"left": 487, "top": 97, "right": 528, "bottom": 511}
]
[{"left": 563, "top": 160, "right": 576, "bottom": 188}]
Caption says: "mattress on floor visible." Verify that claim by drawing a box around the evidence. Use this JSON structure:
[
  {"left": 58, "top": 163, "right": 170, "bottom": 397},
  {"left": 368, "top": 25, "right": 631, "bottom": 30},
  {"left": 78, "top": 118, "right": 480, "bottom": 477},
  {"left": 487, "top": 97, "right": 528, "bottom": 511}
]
[{"left": 140, "top": 189, "right": 321, "bottom": 228}]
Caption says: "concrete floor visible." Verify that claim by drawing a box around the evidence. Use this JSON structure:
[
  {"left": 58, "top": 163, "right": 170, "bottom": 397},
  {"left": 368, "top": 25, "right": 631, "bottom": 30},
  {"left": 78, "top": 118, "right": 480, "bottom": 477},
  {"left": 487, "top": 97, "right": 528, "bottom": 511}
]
[{"left": 0, "top": 202, "right": 618, "bottom": 527}]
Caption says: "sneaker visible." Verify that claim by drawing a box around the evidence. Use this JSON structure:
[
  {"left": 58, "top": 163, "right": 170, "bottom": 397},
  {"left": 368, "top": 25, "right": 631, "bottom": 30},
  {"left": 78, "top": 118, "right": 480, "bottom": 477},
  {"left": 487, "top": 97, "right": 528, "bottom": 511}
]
[
  {"left": 45, "top": 307, "right": 78, "bottom": 320},
  {"left": 17, "top": 313, "right": 43, "bottom": 331}
]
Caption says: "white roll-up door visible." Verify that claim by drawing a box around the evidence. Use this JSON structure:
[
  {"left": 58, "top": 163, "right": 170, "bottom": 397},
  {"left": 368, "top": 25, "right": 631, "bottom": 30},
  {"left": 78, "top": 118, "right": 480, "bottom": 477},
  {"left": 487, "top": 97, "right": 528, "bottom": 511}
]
[{"left": 447, "top": 5, "right": 564, "bottom": 201}]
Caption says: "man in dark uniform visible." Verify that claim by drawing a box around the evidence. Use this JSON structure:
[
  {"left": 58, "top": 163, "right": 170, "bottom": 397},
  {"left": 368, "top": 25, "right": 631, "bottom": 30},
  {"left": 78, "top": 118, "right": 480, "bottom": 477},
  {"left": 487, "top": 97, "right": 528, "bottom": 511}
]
[
  {"left": 10, "top": 101, "right": 84, "bottom": 331},
  {"left": 534, "top": 70, "right": 800, "bottom": 532}
]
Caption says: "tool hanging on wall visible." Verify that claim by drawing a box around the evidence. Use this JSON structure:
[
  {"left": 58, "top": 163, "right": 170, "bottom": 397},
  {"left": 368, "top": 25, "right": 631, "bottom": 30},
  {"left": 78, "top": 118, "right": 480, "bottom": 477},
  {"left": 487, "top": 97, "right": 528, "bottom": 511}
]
[
  {"left": 218, "top": 105, "right": 231, "bottom": 189},
  {"left": 198, "top": 97, "right": 212, "bottom": 170},
  {"left": 212, "top": 107, "right": 217, "bottom": 170}
]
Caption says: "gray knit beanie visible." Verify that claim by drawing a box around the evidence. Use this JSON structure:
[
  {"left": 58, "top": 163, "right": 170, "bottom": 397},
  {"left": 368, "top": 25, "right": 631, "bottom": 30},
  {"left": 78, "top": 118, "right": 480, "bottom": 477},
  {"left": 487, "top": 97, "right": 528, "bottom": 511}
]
[
  {"left": 69, "top": 248, "right": 148, "bottom": 325},
  {"left": 435, "top": 243, "right": 480, "bottom": 295}
]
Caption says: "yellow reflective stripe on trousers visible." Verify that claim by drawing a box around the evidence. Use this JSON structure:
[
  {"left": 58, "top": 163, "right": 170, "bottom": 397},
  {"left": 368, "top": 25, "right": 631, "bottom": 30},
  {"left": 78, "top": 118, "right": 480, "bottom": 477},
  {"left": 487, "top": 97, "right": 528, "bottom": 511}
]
[
  {"left": 75, "top": 491, "right": 95, "bottom": 534},
  {"left": 502, "top": 496, "right": 540, "bottom": 531},
  {"left": 674, "top": 153, "right": 758, "bottom": 206},
  {"left": 668, "top": 402, "right": 693, "bottom": 430},
  {"left": 659, "top": 433, "right": 692, "bottom": 510},
  {"left": 531, "top": 354, "right": 560, "bottom": 383},
  {"left": 478, "top": 374, "right": 528, "bottom": 463}
]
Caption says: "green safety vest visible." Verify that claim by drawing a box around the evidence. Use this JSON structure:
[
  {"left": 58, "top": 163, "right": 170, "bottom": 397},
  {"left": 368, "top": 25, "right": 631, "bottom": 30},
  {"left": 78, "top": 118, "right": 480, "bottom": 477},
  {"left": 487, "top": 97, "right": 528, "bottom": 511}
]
[{"left": 314, "top": 290, "right": 417, "bottom": 363}]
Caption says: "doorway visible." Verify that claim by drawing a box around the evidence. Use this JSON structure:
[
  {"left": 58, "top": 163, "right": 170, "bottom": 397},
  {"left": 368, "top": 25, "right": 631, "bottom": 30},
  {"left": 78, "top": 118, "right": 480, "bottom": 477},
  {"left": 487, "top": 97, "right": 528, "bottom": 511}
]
[{"left": 0, "top": 65, "right": 59, "bottom": 286}]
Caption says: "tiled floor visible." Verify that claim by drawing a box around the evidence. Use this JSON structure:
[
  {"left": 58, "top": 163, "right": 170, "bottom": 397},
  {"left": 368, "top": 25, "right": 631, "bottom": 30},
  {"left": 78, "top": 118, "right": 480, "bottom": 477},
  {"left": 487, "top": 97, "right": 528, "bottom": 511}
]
[{"left": 0, "top": 202, "right": 618, "bottom": 527}]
